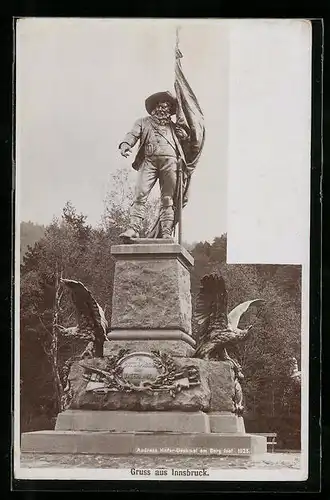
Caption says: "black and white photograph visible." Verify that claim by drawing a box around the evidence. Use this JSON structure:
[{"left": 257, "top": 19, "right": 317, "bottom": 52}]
[{"left": 14, "top": 18, "right": 312, "bottom": 481}]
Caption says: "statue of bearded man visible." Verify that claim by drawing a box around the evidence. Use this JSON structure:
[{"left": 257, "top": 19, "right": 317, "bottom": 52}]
[{"left": 118, "top": 91, "right": 189, "bottom": 241}]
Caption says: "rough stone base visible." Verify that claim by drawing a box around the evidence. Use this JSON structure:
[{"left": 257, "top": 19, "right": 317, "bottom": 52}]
[
  {"left": 66, "top": 358, "right": 235, "bottom": 413},
  {"left": 68, "top": 357, "right": 211, "bottom": 412},
  {"left": 20, "top": 431, "right": 267, "bottom": 456}
]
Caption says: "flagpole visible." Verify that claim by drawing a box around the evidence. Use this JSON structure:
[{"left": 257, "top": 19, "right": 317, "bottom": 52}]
[
  {"left": 175, "top": 26, "right": 183, "bottom": 246},
  {"left": 177, "top": 162, "right": 183, "bottom": 246}
]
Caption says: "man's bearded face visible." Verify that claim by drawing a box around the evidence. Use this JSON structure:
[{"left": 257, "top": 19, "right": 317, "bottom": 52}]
[{"left": 151, "top": 101, "right": 171, "bottom": 119}]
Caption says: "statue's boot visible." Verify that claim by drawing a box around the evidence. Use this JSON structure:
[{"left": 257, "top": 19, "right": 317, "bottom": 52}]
[
  {"left": 119, "top": 215, "right": 142, "bottom": 242},
  {"left": 160, "top": 203, "right": 174, "bottom": 239},
  {"left": 160, "top": 196, "right": 174, "bottom": 239}
]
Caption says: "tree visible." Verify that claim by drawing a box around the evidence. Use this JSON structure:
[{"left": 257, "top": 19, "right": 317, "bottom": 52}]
[
  {"left": 20, "top": 202, "right": 113, "bottom": 429},
  {"left": 20, "top": 221, "right": 45, "bottom": 264},
  {"left": 20, "top": 179, "right": 301, "bottom": 448},
  {"left": 102, "top": 165, "right": 160, "bottom": 238},
  {"left": 20, "top": 166, "right": 163, "bottom": 430},
  {"left": 190, "top": 235, "right": 301, "bottom": 448}
]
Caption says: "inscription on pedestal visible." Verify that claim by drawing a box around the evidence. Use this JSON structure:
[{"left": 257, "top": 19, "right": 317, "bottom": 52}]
[
  {"left": 118, "top": 353, "right": 160, "bottom": 387},
  {"left": 134, "top": 446, "right": 251, "bottom": 456}
]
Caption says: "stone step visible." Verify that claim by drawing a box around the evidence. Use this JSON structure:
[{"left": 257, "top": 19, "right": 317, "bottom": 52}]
[
  {"left": 55, "top": 410, "right": 210, "bottom": 433},
  {"left": 21, "top": 430, "right": 266, "bottom": 456},
  {"left": 54, "top": 410, "right": 245, "bottom": 434}
]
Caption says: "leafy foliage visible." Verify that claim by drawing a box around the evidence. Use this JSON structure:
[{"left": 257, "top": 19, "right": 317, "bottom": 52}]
[
  {"left": 20, "top": 171, "right": 301, "bottom": 449},
  {"left": 190, "top": 240, "right": 301, "bottom": 448},
  {"left": 102, "top": 166, "right": 160, "bottom": 238},
  {"left": 20, "top": 221, "right": 45, "bottom": 263}
]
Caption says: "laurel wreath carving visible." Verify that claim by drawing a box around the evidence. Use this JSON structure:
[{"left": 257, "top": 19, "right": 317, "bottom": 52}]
[{"left": 80, "top": 350, "right": 200, "bottom": 398}]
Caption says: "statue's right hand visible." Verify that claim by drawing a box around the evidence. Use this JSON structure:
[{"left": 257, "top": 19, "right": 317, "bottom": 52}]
[{"left": 120, "top": 143, "right": 132, "bottom": 158}]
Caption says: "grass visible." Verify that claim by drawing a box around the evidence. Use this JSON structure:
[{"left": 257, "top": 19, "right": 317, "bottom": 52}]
[{"left": 20, "top": 452, "right": 301, "bottom": 470}]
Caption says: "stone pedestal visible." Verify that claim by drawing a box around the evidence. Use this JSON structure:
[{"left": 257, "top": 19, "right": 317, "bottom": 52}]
[
  {"left": 19, "top": 240, "right": 268, "bottom": 459},
  {"left": 108, "top": 241, "right": 195, "bottom": 357},
  {"left": 20, "top": 358, "right": 267, "bottom": 457}
]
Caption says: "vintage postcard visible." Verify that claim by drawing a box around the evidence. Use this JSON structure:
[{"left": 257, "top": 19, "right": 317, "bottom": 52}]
[{"left": 14, "top": 18, "right": 314, "bottom": 483}]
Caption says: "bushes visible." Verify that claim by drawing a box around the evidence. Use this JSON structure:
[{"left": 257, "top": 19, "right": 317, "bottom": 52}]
[
  {"left": 245, "top": 414, "right": 301, "bottom": 450},
  {"left": 20, "top": 201, "right": 301, "bottom": 446}
]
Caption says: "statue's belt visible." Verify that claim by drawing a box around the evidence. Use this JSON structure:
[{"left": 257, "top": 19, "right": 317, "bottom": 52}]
[
  {"left": 145, "top": 143, "right": 177, "bottom": 158},
  {"left": 149, "top": 122, "right": 181, "bottom": 157}
]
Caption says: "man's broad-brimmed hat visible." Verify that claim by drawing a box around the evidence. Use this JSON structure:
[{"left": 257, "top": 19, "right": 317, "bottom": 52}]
[{"left": 145, "top": 91, "right": 177, "bottom": 115}]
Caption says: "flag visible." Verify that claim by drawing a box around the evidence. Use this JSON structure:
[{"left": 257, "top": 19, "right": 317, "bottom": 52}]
[
  {"left": 174, "top": 45, "right": 205, "bottom": 176},
  {"left": 173, "top": 41, "right": 205, "bottom": 225}
]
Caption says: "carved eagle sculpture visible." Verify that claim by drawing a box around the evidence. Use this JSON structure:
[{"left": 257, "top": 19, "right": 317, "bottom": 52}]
[
  {"left": 58, "top": 279, "right": 108, "bottom": 358},
  {"left": 193, "top": 273, "right": 264, "bottom": 363}
]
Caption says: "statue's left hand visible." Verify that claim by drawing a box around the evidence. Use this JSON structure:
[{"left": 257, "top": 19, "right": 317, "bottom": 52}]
[{"left": 175, "top": 126, "right": 188, "bottom": 140}]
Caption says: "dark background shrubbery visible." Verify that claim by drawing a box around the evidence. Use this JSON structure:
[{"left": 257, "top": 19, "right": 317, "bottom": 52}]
[{"left": 20, "top": 179, "right": 301, "bottom": 450}]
